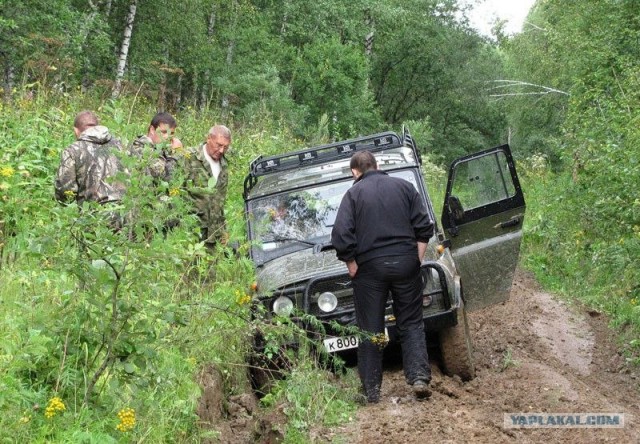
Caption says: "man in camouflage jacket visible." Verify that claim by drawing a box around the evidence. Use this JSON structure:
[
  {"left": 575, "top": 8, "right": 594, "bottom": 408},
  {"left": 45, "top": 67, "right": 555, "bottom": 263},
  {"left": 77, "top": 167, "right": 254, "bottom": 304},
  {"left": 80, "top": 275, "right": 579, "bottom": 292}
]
[
  {"left": 182, "top": 125, "right": 231, "bottom": 249},
  {"left": 54, "top": 111, "right": 127, "bottom": 205},
  {"left": 130, "top": 112, "right": 183, "bottom": 183}
]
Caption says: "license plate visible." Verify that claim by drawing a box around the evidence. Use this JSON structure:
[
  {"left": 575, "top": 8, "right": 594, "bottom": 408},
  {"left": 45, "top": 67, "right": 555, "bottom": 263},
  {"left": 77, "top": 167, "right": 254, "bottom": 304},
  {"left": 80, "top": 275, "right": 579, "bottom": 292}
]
[
  {"left": 323, "top": 335, "right": 359, "bottom": 352},
  {"left": 323, "top": 329, "right": 389, "bottom": 353}
]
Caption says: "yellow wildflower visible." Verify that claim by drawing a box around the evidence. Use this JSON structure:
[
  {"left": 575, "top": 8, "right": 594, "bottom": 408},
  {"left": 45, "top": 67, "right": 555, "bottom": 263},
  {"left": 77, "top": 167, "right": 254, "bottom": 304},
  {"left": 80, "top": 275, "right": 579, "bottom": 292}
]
[
  {"left": 169, "top": 187, "right": 180, "bottom": 197},
  {"left": 64, "top": 190, "right": 76, "bottom": 198},
  {"left": 371, "top": 333, "right": 389, "bottom": 348},
  {"left": 236, "top": 293, "right": 252, "bottom": 305},
  {"left": 44, "top": 396, "right": 66, "bottom": 419},
  {"left": 0, "top": 166, "right": 14, "bottom": 177},
  {"left": 116, "top": 407, "right": 136, "bottom": 432}
]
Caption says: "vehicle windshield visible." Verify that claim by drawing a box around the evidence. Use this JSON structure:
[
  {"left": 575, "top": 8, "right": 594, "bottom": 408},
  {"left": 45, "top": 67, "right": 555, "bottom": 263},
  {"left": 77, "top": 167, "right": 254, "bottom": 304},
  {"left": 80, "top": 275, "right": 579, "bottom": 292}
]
[{"left": 247, "top": 168, "right": 427, "bottom": 265}]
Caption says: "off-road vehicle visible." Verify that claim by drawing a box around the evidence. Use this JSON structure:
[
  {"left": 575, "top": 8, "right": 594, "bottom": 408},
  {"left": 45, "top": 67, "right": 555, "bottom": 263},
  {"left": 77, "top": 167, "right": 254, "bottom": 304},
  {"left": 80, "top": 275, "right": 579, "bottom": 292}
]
[{"left": 243, "top": 129, "right": 525, "bottom": 382}]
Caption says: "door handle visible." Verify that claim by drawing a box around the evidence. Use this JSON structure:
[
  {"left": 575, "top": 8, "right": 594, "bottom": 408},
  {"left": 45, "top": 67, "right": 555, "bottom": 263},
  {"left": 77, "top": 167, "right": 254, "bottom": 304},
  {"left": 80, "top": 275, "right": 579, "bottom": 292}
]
[{"left": 496, "top": 215, "right": 522, "bottom": 229}]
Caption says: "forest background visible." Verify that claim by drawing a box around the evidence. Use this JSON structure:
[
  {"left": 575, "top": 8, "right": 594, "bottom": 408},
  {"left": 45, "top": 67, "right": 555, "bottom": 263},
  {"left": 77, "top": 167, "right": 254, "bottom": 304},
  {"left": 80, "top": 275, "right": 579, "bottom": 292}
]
[{"left": 1, "top": 0, "right": 639, "bottom": 442}]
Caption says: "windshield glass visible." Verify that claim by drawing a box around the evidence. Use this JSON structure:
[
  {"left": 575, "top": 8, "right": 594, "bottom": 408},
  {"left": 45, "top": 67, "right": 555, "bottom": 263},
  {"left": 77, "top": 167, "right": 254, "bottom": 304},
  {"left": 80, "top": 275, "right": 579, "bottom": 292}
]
[{"left": 247, "top": 169, "right": 428, "bottom": 265}]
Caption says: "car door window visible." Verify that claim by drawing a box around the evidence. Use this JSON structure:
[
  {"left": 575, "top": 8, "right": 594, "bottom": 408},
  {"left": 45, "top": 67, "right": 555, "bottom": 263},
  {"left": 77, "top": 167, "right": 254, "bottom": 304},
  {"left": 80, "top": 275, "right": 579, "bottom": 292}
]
[{"left": 451, "top": 150, "right": 516, "bottom": 211}]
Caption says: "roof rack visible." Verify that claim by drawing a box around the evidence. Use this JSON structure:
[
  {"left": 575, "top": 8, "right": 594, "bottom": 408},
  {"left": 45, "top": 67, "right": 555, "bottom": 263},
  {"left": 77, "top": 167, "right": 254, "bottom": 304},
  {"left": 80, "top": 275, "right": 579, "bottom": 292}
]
[{"left": 243, "top": 130, "right": 418, "bottom": 198}]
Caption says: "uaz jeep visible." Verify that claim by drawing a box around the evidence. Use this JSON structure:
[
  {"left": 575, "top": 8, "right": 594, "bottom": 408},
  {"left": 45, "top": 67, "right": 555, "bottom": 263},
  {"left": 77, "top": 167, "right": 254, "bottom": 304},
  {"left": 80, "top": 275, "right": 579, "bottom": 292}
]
[{"left": 243, "top": 129, "right": 525, "bottom": 381}]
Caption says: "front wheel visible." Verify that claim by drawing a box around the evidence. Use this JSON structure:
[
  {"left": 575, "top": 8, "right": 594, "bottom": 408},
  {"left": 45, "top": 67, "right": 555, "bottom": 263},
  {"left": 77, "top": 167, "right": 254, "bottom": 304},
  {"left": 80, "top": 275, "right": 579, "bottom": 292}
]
[{"left": 439, "top": 299, "right": 475, "bottom": 381}]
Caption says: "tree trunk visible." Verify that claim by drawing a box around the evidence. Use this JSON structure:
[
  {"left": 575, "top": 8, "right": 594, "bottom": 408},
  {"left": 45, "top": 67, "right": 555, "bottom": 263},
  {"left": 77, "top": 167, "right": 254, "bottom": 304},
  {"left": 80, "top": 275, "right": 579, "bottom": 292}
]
[
  {"left": 112, "top": 0, "right": 137, "bottom": 99},
  {"left": 364, "top": 9, "right": 374, "bottom": 56},
  {"left": 280, "top": 1, "right": 289, "bottom": 36},
  {"left": 200, "top": 4, "right": 217, "bottom": 110},
  {"left": 221, "top": 39, "right": 235, "bottom": 112},
  {"left": 80, "top": 4, "right": 99, "bottom": 92},
  {"left": 3, "top": 65, "right": 14, "bottom": 103}
]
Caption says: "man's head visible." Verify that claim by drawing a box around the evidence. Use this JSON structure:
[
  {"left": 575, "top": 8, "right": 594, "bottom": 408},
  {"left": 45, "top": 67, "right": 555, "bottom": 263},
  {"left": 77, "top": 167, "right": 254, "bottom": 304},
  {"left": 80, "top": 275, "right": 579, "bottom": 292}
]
[
  {"left": 148, "top": 112, "right": 177, "bottom": 144},
  {"left": 205, "top": 125, "right": 231, "bottom": 161},
  {"left": 73, "top": 111, "right": 99, "bottom": 138},
  {"left": 350, "top": 150, "right": 377, "bottom": 179}
]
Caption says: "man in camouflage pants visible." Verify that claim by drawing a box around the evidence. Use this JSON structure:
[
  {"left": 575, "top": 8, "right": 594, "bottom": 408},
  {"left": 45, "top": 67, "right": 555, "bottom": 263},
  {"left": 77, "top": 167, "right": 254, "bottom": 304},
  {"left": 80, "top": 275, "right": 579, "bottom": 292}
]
[
  {"left": 55, "top": 111, "right": 127, "bottom": 212},
  {"left": 183, "top": 125, "right": 231, "bottom": 250}
]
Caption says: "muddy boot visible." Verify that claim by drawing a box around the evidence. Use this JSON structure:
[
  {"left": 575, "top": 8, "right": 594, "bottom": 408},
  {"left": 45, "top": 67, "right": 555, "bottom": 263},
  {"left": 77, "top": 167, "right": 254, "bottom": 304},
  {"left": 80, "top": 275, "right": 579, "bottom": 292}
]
[
  {"left": 363, "top": 383, "right": 381, "bottom": 404},
  {"left": 412, "top": 379, "right": 431, "bottom": 400}
]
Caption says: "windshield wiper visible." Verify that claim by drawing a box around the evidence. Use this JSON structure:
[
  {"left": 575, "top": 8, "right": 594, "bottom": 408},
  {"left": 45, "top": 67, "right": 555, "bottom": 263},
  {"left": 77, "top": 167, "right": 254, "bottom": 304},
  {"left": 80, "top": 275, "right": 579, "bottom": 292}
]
[{"left": 269, "top": 235, "right": 317, "bottom": 248}]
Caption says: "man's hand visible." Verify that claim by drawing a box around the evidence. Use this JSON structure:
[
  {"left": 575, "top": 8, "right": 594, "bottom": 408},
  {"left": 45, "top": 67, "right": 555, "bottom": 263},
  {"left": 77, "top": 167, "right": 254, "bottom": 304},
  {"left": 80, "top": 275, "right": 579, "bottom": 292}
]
[
  {"left": 171, "top": 137, "right": 183, "bottom": 149},
  {"left": 418, "top": 241, "right": 427, "bottom": 263},
  {"left": 346, "top": 260, "right": 358, "bottom": 278}
]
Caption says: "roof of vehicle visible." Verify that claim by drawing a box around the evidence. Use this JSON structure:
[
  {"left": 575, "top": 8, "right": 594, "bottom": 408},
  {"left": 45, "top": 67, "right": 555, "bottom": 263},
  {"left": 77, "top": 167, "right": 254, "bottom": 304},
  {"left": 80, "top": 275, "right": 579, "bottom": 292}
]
[{"left": 243, "top": 129, "right": 422, "bottom": 199}]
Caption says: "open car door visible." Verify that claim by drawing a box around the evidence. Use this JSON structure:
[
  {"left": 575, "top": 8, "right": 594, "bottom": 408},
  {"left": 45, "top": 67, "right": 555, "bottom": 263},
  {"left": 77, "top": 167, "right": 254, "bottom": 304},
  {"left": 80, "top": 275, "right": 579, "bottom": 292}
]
[{"left": 441, "top": 145, "right": 526, "bottom": 311}]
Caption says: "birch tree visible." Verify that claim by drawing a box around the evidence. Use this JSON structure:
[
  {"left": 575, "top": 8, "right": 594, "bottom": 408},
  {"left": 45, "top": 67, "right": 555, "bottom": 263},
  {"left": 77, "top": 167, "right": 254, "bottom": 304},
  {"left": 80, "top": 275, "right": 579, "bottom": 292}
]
[{"left": 112, "top": 0, "right": 137, "bottom": 98}]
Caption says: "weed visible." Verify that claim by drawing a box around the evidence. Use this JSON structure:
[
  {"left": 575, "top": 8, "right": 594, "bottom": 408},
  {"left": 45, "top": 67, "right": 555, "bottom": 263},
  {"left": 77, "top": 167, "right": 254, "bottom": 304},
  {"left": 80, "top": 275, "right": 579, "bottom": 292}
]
[{"left": 500, "top": 348, "right": 520, "bottom": 372}]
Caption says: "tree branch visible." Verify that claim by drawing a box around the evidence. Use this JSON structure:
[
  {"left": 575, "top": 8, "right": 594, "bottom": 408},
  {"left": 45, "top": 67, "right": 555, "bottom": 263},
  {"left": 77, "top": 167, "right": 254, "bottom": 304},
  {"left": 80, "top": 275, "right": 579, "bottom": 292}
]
[{"left": 487, "top": 80, "right": 570, "bottom": 97}]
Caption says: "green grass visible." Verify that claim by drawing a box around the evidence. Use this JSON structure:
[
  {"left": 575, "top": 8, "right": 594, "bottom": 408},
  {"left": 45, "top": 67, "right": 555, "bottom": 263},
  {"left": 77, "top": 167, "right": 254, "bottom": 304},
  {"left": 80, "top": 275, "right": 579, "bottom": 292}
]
[
  {"left": 519, "top": 159, "right": 640, "bottom": 365},
  {"left": 0, "top": 92, "right": 359, "bottom": 442}
]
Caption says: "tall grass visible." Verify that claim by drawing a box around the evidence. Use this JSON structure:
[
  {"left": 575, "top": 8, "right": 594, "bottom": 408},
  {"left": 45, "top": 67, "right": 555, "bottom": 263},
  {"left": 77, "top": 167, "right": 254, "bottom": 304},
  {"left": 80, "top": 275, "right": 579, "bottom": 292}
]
[
  {"left": 0, "top": 90, "right": 360, "bottom": 442},
  {"left": 519, "top": 154, "right": 640, "bottom": 363}
]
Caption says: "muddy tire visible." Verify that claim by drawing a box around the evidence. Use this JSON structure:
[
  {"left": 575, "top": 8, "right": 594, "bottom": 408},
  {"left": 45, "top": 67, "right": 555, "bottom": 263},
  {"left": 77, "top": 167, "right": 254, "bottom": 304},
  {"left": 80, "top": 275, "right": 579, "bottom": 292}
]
[
  {"left": 248, "top": 333, "right": 295, "bottom": 397},
  {"left": 439, "top": 300, "right": 476, "bottom": 381},
  {"left": 249, "top": 355, "right": 283, "bottom": 397}
]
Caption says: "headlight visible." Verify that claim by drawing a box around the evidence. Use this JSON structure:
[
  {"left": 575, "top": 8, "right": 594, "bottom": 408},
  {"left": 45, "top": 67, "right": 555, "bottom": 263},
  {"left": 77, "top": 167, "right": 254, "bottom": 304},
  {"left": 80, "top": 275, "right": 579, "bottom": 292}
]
[
  {"left": 317, "top": 292, "right": 338, "bottom": 312},
  {"left": 272, "top": 296, "right": 294, "bottom": 316}
]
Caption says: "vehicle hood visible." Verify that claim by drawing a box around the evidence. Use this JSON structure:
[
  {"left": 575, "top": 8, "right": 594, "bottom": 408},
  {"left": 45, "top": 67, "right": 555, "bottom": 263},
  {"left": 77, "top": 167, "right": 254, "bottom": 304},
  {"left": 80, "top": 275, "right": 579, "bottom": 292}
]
[{"left": 256, "top": 248, "right": 345, "bottom": 291}]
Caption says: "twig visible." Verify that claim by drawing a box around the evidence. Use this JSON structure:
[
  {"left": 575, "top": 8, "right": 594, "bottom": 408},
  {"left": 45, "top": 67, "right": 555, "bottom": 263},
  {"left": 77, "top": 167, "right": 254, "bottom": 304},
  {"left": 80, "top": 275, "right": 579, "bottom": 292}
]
[
  {"left": 127, "top": 82, "right": 145, "bottom": 125},
  {"left": 55, "top": 329, "right": 71, "bottom": 392}
]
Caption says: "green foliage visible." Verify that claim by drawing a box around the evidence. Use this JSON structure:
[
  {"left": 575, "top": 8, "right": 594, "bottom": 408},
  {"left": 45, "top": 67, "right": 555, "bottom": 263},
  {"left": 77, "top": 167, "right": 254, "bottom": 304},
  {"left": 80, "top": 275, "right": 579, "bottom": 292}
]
[
  {"left": 289, "top": 36, "right": 381, "bottom": 138},
  {"left": 369, "top": 0, "right": 508, "bottom": 163},
  {"left": 520, "top": 157, "right": 640, "bottom": 364},
  {"left": 499, "top": 0, "right": 640, "bottom": 363},
  {"left": 265, "top": 363, "right": 358, "bottom": 442},
  {"left": 0, "top": 95, "right": 362, "bottom": 441},
  {"left": 1, "top": 0, "right": 513, "bottom": 162}
]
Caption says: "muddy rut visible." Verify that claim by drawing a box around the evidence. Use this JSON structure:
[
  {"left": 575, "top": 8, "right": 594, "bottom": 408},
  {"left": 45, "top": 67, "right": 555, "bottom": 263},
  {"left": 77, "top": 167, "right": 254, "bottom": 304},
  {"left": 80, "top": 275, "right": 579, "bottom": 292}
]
[
  {"left": 208, "top": 269, "right": 640, "bottom": 443},
  {"left": 321, "top": 269, "right": 640, "bottom": 443}
]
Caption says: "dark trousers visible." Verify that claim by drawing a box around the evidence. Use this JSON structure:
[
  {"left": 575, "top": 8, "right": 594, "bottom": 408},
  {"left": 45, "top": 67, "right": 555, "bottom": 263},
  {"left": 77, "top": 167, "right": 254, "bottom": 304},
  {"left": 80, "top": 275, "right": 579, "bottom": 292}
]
[{"left": 352, "top": 255, "right": 431, "bottom": 396}]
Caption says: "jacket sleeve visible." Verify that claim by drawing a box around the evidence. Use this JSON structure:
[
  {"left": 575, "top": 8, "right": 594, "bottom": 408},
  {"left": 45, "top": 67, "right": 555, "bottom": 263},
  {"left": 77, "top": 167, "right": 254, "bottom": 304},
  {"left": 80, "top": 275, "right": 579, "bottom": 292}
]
[
  {"left": 331, "top": 191, "right": 357, "bottom": 262},
  {"left": 410, "top": 190, "right": 434, "bottom": 243},
  {"left": 54, "top": 148, "right": 77, "bottom": 203}
]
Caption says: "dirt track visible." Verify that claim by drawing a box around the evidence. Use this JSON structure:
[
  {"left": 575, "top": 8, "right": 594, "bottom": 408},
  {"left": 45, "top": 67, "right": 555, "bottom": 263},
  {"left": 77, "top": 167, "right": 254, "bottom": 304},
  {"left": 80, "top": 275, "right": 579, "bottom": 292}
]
[
  {"left": 321, "top": 269, "right": 640, "bottom": 443},
  {"left": 209, "top": 269, "right": 640, "bottom": 443}
]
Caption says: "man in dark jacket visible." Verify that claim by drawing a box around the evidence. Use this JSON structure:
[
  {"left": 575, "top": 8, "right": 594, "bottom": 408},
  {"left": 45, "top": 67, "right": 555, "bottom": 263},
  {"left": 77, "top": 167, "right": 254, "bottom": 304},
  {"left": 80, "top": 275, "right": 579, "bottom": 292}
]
[{"left": 331, "top": 150, "right": 434, "bottom": 403}]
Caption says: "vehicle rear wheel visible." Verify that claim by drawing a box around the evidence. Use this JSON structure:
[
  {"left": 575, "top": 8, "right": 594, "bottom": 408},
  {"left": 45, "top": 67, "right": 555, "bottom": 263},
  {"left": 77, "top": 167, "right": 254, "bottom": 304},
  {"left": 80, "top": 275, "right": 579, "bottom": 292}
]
[{"left": 439, "top": 299, "right": 475, "bottom": 381}]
